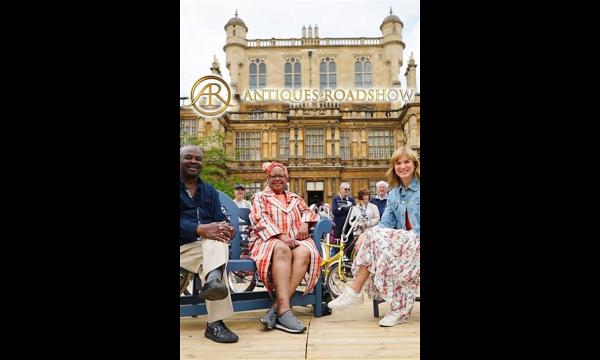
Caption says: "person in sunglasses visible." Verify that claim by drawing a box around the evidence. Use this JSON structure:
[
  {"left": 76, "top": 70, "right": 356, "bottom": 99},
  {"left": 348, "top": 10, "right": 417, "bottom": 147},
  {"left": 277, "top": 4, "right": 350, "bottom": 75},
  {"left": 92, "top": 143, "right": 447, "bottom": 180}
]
[{"left": 331, "top": 183, "right": 355, "bottom": 256}]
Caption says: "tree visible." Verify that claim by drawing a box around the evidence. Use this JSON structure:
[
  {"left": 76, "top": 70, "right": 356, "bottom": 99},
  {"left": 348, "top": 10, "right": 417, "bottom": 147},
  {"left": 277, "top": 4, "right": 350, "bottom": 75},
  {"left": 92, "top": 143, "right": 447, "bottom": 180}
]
[{"left": 181, "top": 131, "right": 240, "bottom": 198}]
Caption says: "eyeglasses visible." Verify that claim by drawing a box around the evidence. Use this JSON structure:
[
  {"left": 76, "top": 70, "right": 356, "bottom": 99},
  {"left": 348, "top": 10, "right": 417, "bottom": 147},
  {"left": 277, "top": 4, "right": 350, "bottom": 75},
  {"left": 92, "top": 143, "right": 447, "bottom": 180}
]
[
  {"left": 344, "top": 188, "right": 350, "bottom": 191},
  {"left": 270, "top": 175, "right": 286, "bottom": 179}
]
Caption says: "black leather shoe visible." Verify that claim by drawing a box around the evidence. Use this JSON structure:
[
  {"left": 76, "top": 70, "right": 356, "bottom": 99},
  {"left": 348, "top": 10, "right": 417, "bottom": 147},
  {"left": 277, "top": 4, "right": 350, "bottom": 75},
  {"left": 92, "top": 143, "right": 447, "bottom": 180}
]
[
  {"left": 199, "top": 279, "right": 229, "bottom": 300},
  {"left": 205, "top": 320, "right": 238, "bottom": 343}
]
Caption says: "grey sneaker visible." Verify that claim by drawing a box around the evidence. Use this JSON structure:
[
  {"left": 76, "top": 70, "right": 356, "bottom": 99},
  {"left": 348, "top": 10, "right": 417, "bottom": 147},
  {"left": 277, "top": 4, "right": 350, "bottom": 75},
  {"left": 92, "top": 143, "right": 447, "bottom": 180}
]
[
  {"left": 259, "top": 306, "right": 277, "bottom": 330},
  {"left": 275, "top": 310, "right": 307, "bottom": 333}
]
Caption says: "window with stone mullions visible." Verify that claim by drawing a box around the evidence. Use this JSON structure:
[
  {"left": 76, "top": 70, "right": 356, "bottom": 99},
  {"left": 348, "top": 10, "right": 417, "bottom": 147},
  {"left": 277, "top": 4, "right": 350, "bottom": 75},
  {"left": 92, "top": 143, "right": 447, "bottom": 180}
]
[
  {"left": 305, "top": 128, "right": 324, "bottom": 159},
  {"left": 370, "top": 180, "right": 377, "bottom": 195},
  {"left": 235, "top": 131, "right": 261, "bottom": 160},
  {"left": 319, "top": 58, "right": 336, "bottom": 90},
  {"left": 249, "top": 59, "right": 266, "bottom": 90},
  {"left": 279, "top": 131, "right": 289, "bottom": 160},
  {"left": 368, "top": 130, "right": 394, "bottom": 159},
  {"left": 284, "top": 58, "right": 301, "bottom": 89},
  {"left": 180, "top": 119, "right": 196, "bottom": 137},
  {"left": 355, "top": 57, "right": 372, "bottom": 88},
  {"left": 245, "top": 182, "right": 262, "bottom": 198},
  {"left": 340, "top": 131, "right": 351, "bottom": 160}
]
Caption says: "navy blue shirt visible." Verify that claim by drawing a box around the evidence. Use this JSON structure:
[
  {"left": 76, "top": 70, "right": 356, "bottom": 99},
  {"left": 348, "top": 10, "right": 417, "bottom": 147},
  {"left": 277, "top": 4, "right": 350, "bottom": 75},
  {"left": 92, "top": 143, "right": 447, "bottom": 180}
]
[
  {"left": 370, "top": 195, "right": 388, "bottom": 219},
  {"left": 180, "top": 177, "right": 226, "bottom": 246},
  {"left": 332, "top": 195, "right": 355, "bottom": 237}
]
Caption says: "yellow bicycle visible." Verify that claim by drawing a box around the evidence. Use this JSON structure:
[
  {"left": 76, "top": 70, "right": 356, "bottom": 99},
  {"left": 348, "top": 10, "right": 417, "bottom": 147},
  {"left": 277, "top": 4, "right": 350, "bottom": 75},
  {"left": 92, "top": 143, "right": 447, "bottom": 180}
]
[{"left": 321, "top": 205, "right": 366, "bottom": 298}]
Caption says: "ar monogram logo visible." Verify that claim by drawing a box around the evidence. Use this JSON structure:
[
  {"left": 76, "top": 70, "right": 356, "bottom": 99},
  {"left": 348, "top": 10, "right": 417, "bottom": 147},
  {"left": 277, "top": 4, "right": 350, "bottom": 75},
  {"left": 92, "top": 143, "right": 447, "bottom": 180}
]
[{"left": 189, "top": 75, "right": 231, "bottom": 116}]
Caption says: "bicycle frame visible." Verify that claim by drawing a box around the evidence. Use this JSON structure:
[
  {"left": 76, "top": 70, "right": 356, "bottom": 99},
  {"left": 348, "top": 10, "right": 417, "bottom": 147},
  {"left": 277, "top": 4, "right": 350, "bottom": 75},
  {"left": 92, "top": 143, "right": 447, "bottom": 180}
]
[{"left": 320, "top": 204, "right": 362, "bottom": 281}]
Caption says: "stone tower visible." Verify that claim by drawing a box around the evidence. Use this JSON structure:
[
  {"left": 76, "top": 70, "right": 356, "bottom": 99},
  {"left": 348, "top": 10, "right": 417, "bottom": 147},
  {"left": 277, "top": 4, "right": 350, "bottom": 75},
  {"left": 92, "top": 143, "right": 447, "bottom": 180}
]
[
  {"left": 224, "top": 10, "right": 247, "bottom": 94},
  {"left": 380, "top": 8, "right": 405, "bottom": 86},
  {"left": 405, "top": 52, "right": 417, "bottom": 90}
]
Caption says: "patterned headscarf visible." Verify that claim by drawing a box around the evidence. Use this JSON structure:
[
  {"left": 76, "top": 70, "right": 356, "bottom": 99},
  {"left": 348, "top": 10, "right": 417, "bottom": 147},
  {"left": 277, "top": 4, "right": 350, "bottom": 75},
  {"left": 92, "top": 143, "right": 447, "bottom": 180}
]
[{"left": 262, "top": 162, "right": 289, "bottom": 179}]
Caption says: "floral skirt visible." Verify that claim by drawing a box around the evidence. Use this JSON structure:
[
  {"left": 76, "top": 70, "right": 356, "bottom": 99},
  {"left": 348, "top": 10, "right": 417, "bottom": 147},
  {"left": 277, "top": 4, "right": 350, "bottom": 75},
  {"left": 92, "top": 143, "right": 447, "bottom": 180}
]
[{"left": 352, "top": 227, "right": 420, "bottom": 322}]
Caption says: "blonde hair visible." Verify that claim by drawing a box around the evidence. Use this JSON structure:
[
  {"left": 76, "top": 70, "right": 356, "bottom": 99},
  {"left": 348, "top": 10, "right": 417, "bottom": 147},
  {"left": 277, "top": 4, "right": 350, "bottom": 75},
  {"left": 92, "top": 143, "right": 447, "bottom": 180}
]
[{"left": 386, "top": 147, "right": 420, "bottom": 188}]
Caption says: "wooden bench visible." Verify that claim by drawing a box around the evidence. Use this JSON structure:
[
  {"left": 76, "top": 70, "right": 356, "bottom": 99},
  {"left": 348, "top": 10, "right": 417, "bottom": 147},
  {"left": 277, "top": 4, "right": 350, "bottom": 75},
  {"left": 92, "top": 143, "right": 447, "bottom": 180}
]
[{"left": 180, "top": 190, "right": 332, "bottom": 318}]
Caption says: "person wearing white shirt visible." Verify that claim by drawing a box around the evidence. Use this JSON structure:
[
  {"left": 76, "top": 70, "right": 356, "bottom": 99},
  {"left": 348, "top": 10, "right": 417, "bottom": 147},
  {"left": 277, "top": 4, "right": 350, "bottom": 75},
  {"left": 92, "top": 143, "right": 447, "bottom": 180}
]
[{"left": 233, "top": 185, "right": 252, "bottom": 209}]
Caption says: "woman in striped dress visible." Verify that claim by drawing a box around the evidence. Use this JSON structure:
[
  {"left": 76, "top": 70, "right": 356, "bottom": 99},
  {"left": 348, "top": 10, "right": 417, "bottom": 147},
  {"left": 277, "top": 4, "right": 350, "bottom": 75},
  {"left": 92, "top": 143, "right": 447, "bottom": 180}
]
[{"left": 249, "top": 162, "right": 321, "bottom": 333}]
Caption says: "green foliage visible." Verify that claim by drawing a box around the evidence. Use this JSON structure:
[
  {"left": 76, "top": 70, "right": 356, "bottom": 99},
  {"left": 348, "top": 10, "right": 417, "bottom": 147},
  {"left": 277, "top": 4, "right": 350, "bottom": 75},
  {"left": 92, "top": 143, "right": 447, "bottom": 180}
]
[{"left": 180, "top": 131, "right": 240, "bottom": 198}]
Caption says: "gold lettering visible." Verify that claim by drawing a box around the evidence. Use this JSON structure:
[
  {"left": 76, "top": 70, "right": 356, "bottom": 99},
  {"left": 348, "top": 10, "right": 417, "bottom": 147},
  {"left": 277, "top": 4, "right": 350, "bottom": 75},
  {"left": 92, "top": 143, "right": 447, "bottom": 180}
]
[
  {"left": 356, "top": 89, "right": 367, "bottom": 101},
  {"left": 346, "top": 90, "right": 355, "bottom": 101},
  {"left": 292, "top": 89, "right": 302, "bottom": 102},
  {"left": 197, "top": 83, "right": 225, "bottom": 106},
  {"left": 312, "top": 89, "right": 320, "bottom": 101},
  {"left": 253, "top": 89, "right": 264, "bottom": 101},
  {"left": 367, "top": 89, "right": 375, "bottom": 101},
  {"left": 243, "top": 89, "right": 253, "bottom": 101}
]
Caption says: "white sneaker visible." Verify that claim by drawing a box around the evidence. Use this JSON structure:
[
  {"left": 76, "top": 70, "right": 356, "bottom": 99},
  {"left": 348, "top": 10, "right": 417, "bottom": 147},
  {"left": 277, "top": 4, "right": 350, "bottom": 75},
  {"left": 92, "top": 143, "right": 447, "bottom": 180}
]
[
  {"left": 378, "top": 310, "right": 408, "bottom": 327},
  {"left": 327, "top": 288, "right": 364, "bottom": 310}
]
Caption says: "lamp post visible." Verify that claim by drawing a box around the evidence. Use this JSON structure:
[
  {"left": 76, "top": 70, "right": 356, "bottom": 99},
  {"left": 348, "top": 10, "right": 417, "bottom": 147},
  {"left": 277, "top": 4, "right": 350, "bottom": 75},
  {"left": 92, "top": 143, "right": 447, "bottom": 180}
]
[{"left": 180, "top": 96, "right": 189, "bottom": 107}]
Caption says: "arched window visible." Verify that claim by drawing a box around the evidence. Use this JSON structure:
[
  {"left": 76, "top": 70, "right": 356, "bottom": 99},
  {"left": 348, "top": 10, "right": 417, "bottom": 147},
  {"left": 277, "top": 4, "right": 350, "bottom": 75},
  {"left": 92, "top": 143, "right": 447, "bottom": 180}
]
[
  {"left": 204, "top": 121, "right": 212, "bottom": 138},
  {"left": 319, "top": 57, "right": 336, "bottom": 89},
  {"left": 284, "top": 58, "right": 301, "bottom": 89},
  {"left": 249, "top": 59, "right": 266, "bottom": 90},
  {"left": 355, "top": 57, "right": 372, "bottom": 88}
]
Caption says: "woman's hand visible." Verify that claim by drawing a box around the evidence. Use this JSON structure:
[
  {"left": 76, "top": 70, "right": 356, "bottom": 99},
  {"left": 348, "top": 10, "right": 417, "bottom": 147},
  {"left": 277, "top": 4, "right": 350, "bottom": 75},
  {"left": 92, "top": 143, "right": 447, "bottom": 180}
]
[
  {"left": 297, "top": 222, "right": 310, "bottom": 240},
  {"left": 278, "top": 234, "right": 299, "bottom": 248}
]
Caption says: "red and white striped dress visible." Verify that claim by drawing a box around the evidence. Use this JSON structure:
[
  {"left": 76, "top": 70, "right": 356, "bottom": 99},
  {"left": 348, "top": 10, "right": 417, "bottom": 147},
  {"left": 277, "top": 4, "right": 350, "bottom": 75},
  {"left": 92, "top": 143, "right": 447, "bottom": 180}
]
[{"left": 249, "top": 186, "right": 321, "bottom": 295}]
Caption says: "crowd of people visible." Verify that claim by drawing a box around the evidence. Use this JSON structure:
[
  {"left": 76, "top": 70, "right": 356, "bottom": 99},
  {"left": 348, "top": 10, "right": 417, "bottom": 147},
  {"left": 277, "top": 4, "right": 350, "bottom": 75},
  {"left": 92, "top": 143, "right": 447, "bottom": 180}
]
[{"left": 180, "top": 144, "right": 420, "bottom": 342}]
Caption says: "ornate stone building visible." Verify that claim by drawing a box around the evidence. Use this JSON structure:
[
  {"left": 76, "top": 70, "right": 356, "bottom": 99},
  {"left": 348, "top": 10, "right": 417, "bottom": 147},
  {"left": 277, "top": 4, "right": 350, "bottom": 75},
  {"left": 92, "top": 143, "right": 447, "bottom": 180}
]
[{"left": 180, "top": 10, "right": 420, "bottom": 205}]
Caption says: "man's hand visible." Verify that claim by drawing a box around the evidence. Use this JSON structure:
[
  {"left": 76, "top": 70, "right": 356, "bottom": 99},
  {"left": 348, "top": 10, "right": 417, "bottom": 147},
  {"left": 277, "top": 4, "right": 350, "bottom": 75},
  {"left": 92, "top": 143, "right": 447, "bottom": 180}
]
[
  {"left": 197, "top": 221, "right": 235, "bottom": 243},
  {"left": 226, "top": 223, "right": 236, "bottom": 240},
  {"left": 297, "top": 222, "right": 310, "bottom": 240}
]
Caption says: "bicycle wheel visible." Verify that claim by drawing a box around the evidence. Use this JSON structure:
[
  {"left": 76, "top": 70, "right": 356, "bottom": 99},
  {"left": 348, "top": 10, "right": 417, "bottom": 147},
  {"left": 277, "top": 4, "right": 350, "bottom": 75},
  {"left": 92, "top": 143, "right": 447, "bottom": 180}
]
[
  {"left": 180, "top": 269, "right": 194, "bottom": 296},
  {"left": 227, "top": 270, "right": 257, "bottom": 293},
  {"left": 326, "top": 262, "right": 354, "bottom": 298}
]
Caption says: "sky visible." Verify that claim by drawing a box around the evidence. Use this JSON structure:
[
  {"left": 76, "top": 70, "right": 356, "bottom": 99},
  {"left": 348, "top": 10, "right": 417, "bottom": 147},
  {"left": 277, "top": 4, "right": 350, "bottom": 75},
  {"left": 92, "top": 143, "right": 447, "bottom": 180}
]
[{"left": 180, "top": 0, "right": 420, "bottom": 98}]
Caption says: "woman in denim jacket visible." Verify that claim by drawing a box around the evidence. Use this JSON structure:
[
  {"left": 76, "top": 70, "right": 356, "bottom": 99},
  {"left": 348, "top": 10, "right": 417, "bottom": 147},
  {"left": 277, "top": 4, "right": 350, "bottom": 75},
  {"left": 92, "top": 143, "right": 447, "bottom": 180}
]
[{"left": 328, "top": 147, "right": 420, "bottom": 327}]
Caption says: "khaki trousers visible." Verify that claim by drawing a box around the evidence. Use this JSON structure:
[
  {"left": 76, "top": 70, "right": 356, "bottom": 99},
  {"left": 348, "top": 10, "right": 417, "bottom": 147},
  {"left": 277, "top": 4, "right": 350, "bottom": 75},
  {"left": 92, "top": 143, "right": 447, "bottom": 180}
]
[{"left": 180, "top": 239, "right": 234, "bottom": 323}]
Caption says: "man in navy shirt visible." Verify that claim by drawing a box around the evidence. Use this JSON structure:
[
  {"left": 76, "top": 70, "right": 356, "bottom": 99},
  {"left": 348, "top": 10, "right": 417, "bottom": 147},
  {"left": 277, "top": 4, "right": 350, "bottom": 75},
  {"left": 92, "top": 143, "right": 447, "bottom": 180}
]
[
  {"left": 180, "top": 145, "right": 238, "bottom": 343},
  {"left": 331, "top": 182, "right": 355, "bottom": 256},
  {"left": 370, "top": 180, "right": 389, "bottom": 217}
]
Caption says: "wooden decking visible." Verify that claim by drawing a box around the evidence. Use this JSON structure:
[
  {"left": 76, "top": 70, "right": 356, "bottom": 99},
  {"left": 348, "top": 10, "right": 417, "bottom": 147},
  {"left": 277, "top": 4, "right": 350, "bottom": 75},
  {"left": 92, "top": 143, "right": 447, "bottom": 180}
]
[{"left": 180, "top": 300, "right": 420, "bottom": 359}]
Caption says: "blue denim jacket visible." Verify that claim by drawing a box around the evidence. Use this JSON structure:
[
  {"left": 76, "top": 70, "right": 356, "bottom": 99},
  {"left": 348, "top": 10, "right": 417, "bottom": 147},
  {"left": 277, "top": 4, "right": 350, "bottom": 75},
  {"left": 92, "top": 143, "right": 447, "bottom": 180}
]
[{"left": 377, "top": 177, "right": 420, "bottom": 236}]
